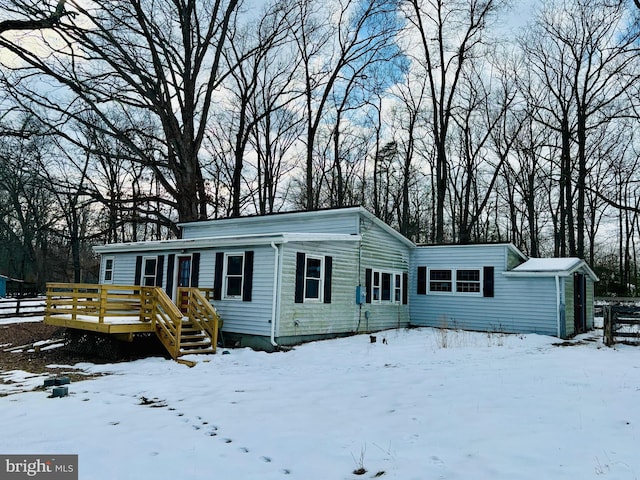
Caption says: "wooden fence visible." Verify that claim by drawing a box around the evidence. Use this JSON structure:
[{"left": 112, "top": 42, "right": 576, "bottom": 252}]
[
  {"left": 0, "top": 297, "right": 46, "bottom": 318},
  {"left": 603, "top": 305, "right": 640, "bottom": 346}
]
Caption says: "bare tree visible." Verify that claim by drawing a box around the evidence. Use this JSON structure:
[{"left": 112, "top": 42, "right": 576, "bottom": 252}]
[
  {"left": 449, "top": 63, "right": 515, "bottom": 244},
  {"left": 290, "top": 0, "right": 401, "bottom": 210},
  {"left": 0, "top": 0, "right": 240, "bottom": 227},
  {"left": 520, "top": 0, "right": 640, "bottom": 257},
  {"left": 403, "top": 0, "right": 505, "bottom": 243},
  {"left": 215, "top": 1, "right": 302, "bottom": 217}
]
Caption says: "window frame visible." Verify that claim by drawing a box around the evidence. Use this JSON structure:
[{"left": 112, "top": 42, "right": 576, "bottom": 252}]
[
  {"left": 223, "top": 252, "right": 245, "bottom": 300},
  {"left": 427, "top": 268, "right": 483, "bottom": 296},
  {"left": 303, "top": 254, "right": 324, "bottom": 303},
  {"left": 370, "top": 269, "right": 403, "bottom": 304},
  {"left": 141, "top": 256, "right": 158, "bottom": 286},
  {"left": 103, "top": 256, "right": 114, "bottom": 284},
  {"left": 456, "top": 269, "right": 481, "bottom": 294}
]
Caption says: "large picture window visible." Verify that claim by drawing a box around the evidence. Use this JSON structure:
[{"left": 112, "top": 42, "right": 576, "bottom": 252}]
[{"left": 224, "top": 253, "right": 245, "bottom": 299}]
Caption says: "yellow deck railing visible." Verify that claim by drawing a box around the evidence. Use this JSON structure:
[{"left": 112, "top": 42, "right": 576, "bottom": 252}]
[
  {"left": 45, "top": 283, "right": 219, "bottom": 359},
  {"left": 178, "top": 287, "right": 220, "bottom": 354},
  {"left": 46, "top": 283, "right": 143, "bottom": 323}
]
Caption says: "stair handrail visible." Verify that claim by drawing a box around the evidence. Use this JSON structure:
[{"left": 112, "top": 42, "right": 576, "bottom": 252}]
[
  {"left": 142, "top": 287, "right": 184, "bottom": 359},
  {"left": 183, "top": 288, "right": 220, "bottom": 354}
]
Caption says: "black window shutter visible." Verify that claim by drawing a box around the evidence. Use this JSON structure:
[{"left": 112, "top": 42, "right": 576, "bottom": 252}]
[
  {"left": 417, "top": 266, "right": 427, "bottom": 295},
  {"left": 403, "top": 272, "right": 408, "bottom": 304},
  {"left": 155, "top": 256, "right": 164, "bottom": 287},
  {"left": 295, "top": 252, "right": 305, "bottom": 303},
  {"left": 134, "top": 256, "right": 142, "bottom": 286},
  {"left": 365, "top": 268, "right": 372, "bottom": 303},
  {"left": 165, "top": 254, "right": 175, "bottom": 297},
  {"left": 190, "top": 252, "right": 200, "bottom": 288},
  {"left": 483, "top": 266, "right": 494, "bottom": 297},
  {"left": 323, "top": 256, "right": 332, "bottom": 304},
  {"left": 213, "top": 252, "right": 223, "bottom": 300},
  {"left": 243, "top": 251, "right": 254, "bottom": 302}
]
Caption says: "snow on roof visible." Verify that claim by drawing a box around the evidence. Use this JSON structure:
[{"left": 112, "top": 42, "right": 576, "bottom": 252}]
[
  {"left": 507, "top": 257, "right": 599, "bottom": 281},
  {"left": 513, "top": 258, "right": 582, "bottom": 272}
]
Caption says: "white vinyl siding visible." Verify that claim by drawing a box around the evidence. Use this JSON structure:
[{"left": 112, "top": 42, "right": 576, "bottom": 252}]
[
  {"left": 213, "top": 246, "right": 272, "bottom": 337},
  {"left": 358, "top": 220, "right": 410, "bottom": 331},
  {"left": 278, "top": 241, "right": 359, "bottom": 337},
  {"left": 181, "top": 209, "right": 361, "bottom": 239},
  {"left": 410, "top": 245, "right": 558, "bottom": 336}
]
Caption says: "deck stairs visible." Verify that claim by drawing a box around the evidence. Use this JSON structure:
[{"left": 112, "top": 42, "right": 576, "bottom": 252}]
[{"left": 177, "top": 320, "right": 216, "bottom": 355}]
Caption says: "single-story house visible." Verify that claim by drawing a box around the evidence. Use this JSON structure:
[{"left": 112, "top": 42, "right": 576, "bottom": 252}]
[{"left": 93, "top": 207, "right": 597, "bottom": 349}]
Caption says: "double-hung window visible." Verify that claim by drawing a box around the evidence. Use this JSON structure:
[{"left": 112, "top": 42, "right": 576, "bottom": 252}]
[
  {"left": 294, "top": 252, "right": 332, "bottom": 304},
  {"left": 429, "top": 269, "right": 452, "bottom": 292},
  {"left": 224, "top": 253, "right": 245, "bottom": 299},
  {"left": 103, "top": 257, "right": 114, "bottom": 283},
  {"left": 304, "top": 255, "right": 324, "bottom": 301},
  {"left": 456, "top": 269, "right": 481, "bottom": 293},
  {"left": 142, "top": 256, "right": 158, "bottom": 286}
]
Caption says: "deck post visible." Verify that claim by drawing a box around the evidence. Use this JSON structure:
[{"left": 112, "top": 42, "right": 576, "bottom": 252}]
[
  {"left": 99, "top": 285, "right": 108, "bottom": 323},
  {"left": 71, "top": 285, "right": 78, "bottom": 322}
]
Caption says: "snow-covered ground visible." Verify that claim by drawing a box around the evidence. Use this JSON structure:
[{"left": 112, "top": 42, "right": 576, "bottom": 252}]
[{"left": 1, "top": 326, "right": 639, "bottom": 480}]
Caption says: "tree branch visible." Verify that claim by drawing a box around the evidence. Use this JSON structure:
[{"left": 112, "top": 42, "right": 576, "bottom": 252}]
[{"left": 0, "top": 0, "right": 67, "bottom": 34}]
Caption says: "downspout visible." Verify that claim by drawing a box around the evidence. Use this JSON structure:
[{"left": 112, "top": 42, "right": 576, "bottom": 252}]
[
  {"left": 555, "top": 275, "right": 561, "bottom": 338},
  {"left": 270, "top": 242, "right": 281, "bottom": 347}
]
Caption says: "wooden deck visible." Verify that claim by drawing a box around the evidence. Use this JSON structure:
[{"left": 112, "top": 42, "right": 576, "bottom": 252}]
[{"left": 44, "top": 283, "right": 220, "bottom": 359}]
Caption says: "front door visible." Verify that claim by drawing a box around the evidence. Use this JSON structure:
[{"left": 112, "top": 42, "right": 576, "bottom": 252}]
[
  {"left": 177, "top": 256, "right": 192, "bottom": 288},
  {"left": 574, "top": 273, "right": 587, "bottom": 334},
  {"left": 176, "top": 256, "right": 192, "bottom": 311}
]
